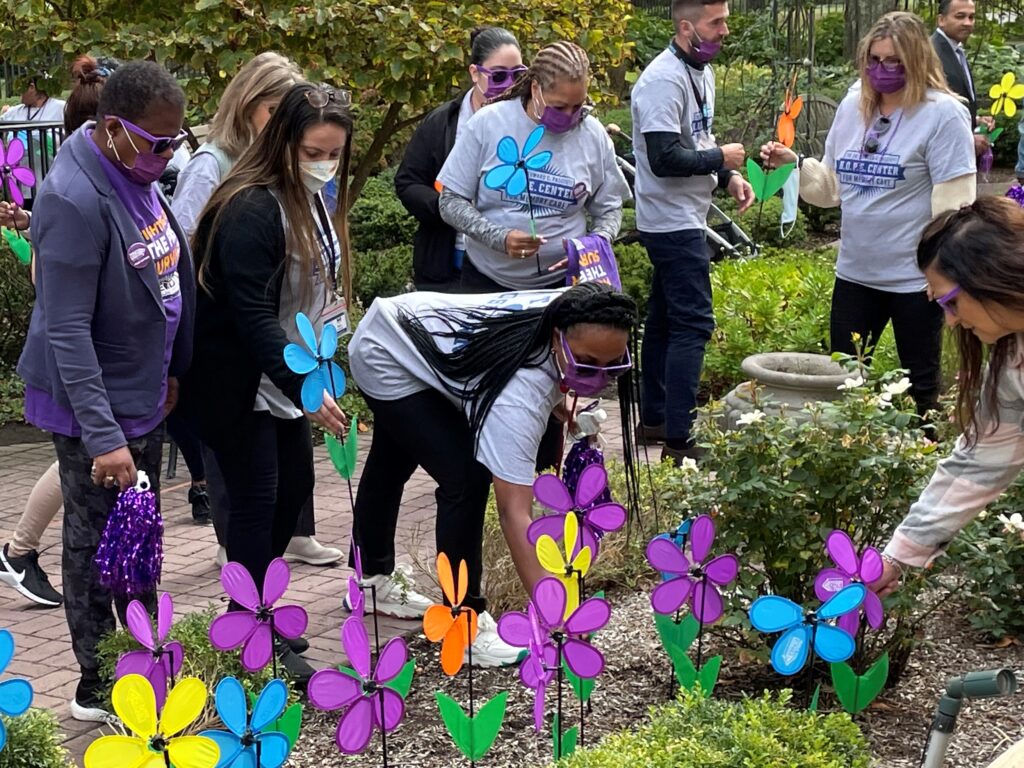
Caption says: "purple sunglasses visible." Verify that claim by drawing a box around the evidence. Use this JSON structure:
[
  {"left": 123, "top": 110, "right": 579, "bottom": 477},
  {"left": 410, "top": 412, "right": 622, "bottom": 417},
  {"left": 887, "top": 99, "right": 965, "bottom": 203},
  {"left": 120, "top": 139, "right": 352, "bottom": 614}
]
[
  {"left": 935, "top": 285, "right": 961, "bottom": 316},
  {"left": 560, "top": 332, "right": 632, "bottom": 378},
  {"left": 476, "top": 65, "right": 527, "bottom": 85},
  {"left": 114, "top": 116, "right": 189, "bottom": 154}
]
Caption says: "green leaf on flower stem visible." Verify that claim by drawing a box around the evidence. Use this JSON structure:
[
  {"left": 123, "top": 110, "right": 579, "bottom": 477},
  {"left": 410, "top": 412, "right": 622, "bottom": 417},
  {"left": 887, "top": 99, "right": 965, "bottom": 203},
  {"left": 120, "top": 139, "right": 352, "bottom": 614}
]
[
  {"left": 275, "top": 702, "right": 303, "bottom": 749},
  {"left": 388, "top": 660, "right": 416, "bottom": 698},
  {"left": 653, "top": 612, "right": 699, "bottom": 657},
  {"left": 324, "top": 419, "right": 358, "bottom": 479},
  {"left": 436, "top": 690, "right": 508, "bottom": 762},
  {"left": 831, "top": 653, "right": 889, "bottom": 714},
  {"left": 552, "top": 714, "right": 579, "bottom": 759},
  {"left": 698, "top": 655, "right": 722, "bottom": 698},
  {"left": 808, "top": 683, "right": 821, "bottom": 712},
  {"left": 2, "top": 228, "right": 31, "bottom": 264},
  {"left": 745, "top": 157, "right": 796, "bottom": 201},
  {"left": 666, "top": 643, "right": 697, "bottom": 689},
  {"left": 563, "top": 658, "right": 595, "bottom": 703}
]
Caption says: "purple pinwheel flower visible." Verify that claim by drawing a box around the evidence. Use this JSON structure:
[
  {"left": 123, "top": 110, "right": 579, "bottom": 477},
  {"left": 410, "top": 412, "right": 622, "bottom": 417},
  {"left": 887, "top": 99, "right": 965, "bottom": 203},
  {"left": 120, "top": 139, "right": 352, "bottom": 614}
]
[
  {"left": 0, "top": 139, "right": 35, "bottom": 207},
  {"left": 528, "top": 465, "right": 627, "bottom": 560},
  {"left": 209, "top": 558, "right": 308, "bottom": 672},
  {"left": 645, "top": 514, "right": 738, "bottom": 623},
  {"left": 814, "top": 530, "right": 885, "bottom": 635},
  {"left": 116, "top": 592, "right": 183, "bottom": 712},
  {"left": 499, "top": 601, "right": 558, "bottom": 731},
  {"left": 307, "top": 616, "right": 407, "bottom": 754},
  {"left": 347, "top": 546, "right": 365, "bottom": 617}
]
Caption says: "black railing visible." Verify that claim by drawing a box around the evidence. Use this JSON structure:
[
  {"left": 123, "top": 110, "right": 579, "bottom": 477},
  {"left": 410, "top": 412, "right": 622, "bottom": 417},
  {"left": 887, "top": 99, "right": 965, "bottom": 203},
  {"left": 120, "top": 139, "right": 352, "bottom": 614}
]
[{"left": 0, "top": 121, "right": 66, "bottom": 200}]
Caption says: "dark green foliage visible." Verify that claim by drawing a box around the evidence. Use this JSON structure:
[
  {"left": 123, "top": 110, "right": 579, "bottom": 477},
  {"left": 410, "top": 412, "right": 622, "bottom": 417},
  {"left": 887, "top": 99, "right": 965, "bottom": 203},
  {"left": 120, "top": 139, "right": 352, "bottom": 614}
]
[
  {"left": 353, "top": 246, "right": 413, "bottom": 309},
  {"left": 626, "top": 9, "right": 673, "bottom": 69},
  {"left": 0, "top": 238, "right": 34, "bottom": 368},
  {"left": 349, "top": 169, "right": 417, "bottom": 253},
  {"left": 0, "top": 710, "right": 72, "bottom": 768}
]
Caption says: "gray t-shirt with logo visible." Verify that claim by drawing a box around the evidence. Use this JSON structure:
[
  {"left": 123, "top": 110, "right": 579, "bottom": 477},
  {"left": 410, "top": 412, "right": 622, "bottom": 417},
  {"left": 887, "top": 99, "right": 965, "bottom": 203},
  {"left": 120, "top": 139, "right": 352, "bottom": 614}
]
[
  {"left": 825, "top": 83, "right": 975, "bottom": 293},
  {"left": 438, "top": 99, "right": 629, "bottom": 290},
  {"left": 349, "top": 288, "right": 566, "bottom": 485},
  {"left": 631, "top": 48, "right": 718, "bottom": 233}
]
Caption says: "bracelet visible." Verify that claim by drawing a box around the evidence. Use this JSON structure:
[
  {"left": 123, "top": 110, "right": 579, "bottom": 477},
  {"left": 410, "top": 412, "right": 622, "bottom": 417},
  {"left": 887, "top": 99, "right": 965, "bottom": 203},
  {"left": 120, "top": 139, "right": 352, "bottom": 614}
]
[
  {"left": 881, "top": 553, "right": 905, "bottom": 575},
  {"left": 797, "top": 153, "right": 806, "bottom": 169}
]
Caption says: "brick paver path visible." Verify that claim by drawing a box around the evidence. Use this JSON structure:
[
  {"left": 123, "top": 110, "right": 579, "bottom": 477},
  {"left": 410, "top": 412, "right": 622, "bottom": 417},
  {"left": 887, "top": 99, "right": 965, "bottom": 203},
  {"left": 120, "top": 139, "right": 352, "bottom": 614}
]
[{"left": 0, "top": 405, "right": 625, "bottom": 765}]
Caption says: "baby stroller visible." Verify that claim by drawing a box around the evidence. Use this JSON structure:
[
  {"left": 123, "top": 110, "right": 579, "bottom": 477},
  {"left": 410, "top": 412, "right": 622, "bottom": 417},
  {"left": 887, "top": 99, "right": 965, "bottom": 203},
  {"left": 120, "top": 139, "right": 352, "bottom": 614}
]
[{"left": 606, "top": 123, "right": 757, "bottom": 261}]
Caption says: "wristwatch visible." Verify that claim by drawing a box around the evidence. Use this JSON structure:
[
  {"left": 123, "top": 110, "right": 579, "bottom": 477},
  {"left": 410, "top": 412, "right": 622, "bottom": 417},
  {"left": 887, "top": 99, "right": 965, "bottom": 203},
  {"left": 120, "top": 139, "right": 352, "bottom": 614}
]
[{"left": 796, "top": 153, "right": 806, "bottom": 169}]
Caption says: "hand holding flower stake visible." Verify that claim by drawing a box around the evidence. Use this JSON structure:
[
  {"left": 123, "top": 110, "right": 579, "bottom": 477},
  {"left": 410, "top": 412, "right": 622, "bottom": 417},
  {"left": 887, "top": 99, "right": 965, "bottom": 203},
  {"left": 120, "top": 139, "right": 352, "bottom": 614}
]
[
  {"left": 308, "top": 617, "right": 408, "bottom": 765},
  {"left": 209, "top": 558, "right": 309, "bottom": 677},
  {"left": 535, "top": 513, "right": 593, "bottom": 616},
  {"left": 528, "top": 464, "right": 627, "bottom": 561},
  {"left": 646, "top": 514, "right": 738, "bottom": 696},
  {"left": 499, "top": 577, "right": 610, "bottom": 759},
  {"left": 0, "top": 630, "right": 33, "bottom": 754},
  {"left": 116, "top": 593, "right": 183, "bottom": 712},
  {"left": 200, "top": 678, "right": 291, "bottom": 768},
  {"left": 84, "top": 675, "right": 219, "bottom": 768}
]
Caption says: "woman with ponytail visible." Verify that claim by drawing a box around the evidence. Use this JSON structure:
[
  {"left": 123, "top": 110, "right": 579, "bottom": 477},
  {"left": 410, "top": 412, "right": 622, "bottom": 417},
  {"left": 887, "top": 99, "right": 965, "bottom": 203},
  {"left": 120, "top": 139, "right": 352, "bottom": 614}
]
[
  {"left": 347, "top": 283, "right": 638, "bottom": 666},
  {"left": 438, "top": 40, "right": 629, "bottom": 292}
]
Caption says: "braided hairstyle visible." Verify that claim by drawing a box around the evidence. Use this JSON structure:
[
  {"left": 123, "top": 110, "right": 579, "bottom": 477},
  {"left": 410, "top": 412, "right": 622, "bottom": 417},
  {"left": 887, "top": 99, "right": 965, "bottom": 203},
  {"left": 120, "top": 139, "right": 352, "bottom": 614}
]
[{"left": 491, "top": 40, "right": 590, "bottom": 107}]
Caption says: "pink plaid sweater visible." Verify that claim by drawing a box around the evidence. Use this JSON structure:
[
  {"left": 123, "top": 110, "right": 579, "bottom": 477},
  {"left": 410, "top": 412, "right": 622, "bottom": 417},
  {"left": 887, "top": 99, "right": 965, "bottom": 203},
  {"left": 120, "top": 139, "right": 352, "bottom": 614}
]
[{"left": 886, "top": 338, "right": 1024, "bottom": 566}]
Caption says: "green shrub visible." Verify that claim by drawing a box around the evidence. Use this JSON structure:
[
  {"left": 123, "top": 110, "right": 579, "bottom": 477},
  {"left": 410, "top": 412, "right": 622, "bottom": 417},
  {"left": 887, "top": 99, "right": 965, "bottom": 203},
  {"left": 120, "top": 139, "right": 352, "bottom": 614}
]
[
  {"left": 948, "top": 484, "right": 1024, "bottom": 641},
  {"left": 0, "top": 366, "right": 24, "bottom": 426},
  {"left": 626, "top": 8, "right": 673, "bottom": 69},
  {"left": 349, "top": 168, "right": 416, "bottom": 253},
  {"left": 0, "top": 709, "right": 72, "bottom": 768},
  {"left": 96, "top": 606, "right": 281, "bottom": 732},
  {"left": 552, "top": 688, "right": 871, "bottom": 768},
  {"left": 614, "top": 241, "right": 652, "bottom": 318},
  {"left": 353, "top": 245, "right": 413, "bottom": 309},
  {"left": 971, "top": 42, "right": 1024, "bottom": 168},
  {"left": 814, "top": 13, "right": 846, "bottom": 67}
]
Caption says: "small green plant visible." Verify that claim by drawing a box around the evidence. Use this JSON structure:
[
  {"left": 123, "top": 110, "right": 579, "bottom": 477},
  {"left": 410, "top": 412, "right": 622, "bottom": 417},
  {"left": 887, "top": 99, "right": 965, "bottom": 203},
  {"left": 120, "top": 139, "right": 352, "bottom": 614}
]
[
  {"left": 96, "top": 606, "right": 282, "bottom": 732},
  {"left": 0, "top": 709, "right": 72, "bottom": 768},
  {"left": 348, "top": 168, "right": 417, "bottom": 253},
  {"left": 551, "top": 688, "right": 871, "bottom": 767},
  {"left": 353, "top": 245, "right": 413, "bottom": 310}
]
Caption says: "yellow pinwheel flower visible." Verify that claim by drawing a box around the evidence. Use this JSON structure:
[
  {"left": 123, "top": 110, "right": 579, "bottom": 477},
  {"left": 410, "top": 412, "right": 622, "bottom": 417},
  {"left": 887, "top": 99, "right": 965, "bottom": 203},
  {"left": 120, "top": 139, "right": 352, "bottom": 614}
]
[
  {"left": 535, "top": 513, "right": 592, "bottom": 618},
  {"left": 990, "top": 71, "right": 1024, "bottom": 117},
  {"left": 84, "top": 675, "right": 219, "bottom": 768}
]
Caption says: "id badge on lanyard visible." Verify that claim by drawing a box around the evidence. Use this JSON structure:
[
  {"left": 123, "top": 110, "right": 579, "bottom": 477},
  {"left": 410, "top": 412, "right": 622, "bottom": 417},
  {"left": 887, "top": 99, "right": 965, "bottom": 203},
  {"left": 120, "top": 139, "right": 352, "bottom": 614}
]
[{"left": 323, "top": 293, "right": 349, "bottom": 336}]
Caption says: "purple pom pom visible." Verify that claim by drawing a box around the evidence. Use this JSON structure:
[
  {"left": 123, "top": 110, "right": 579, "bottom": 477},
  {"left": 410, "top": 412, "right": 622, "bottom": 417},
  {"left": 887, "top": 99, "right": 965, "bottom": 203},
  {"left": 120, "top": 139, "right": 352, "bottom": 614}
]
[
  {"left": 94, "top": 472, "right": 163, "bottom": 596},
  {"left": 562, "top": 439, "right": 612, "bottom": 508},
  {"left": 1007, "top": 184, "right": 1024, "bottom": 209}
]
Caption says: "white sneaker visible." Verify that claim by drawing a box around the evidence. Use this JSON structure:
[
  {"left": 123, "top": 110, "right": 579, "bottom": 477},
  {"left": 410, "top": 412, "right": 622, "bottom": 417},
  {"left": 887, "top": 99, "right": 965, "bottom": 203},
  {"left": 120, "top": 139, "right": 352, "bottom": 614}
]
[
  {"left": 70, "top": 697, "right": 117, "bottom": 724},
  {"left": 215, "top": 546, "right": 227, "bottom": 568},
  {"left": 343, "top": 562, "right": 433, "bottom": 619},
  {"left": 466, "top": 611, "right": 526, "bottom": 668},
  {"left": 284, "top": 536, "right": 343, "bottom": 566}
]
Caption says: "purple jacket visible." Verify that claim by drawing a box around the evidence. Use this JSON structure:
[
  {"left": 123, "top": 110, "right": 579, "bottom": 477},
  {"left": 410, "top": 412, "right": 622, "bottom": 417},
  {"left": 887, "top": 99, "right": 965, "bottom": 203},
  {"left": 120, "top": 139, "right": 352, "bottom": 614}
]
[{"left": 17, "top": 125, "right": 195, "bottom": 455}]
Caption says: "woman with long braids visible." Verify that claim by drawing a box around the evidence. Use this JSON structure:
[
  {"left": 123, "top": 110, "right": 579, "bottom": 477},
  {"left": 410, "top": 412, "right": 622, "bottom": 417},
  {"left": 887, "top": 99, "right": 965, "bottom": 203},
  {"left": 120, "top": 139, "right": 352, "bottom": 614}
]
[
  {"left": 438, "top": 40, "right": 629, "bottom": 292},
  {"left": 347, "top": 283, "right": 638, "bottom": 667},
  {"left": 871, "top": 198, "right": 1024, "bottom": 595}
]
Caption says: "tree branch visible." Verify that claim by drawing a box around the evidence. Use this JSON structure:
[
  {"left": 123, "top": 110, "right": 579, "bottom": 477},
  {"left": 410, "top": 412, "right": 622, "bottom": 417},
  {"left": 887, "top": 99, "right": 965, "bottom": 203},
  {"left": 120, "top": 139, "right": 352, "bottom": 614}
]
[{"left": 348, "top": 99, "right": 405, "bottom": 206}]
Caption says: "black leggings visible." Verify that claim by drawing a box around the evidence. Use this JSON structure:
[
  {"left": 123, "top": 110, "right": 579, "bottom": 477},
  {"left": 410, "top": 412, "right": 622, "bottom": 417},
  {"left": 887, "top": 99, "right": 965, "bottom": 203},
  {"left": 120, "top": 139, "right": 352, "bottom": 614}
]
[
  {"left": 353, "top": 390, "right": 493, "bottom": 613},
  {"left": 211, "top": 411, "right": 314, "bottom": 590},
  {"left": 830, "top": 277, "right": 943, "bottom": 415}
]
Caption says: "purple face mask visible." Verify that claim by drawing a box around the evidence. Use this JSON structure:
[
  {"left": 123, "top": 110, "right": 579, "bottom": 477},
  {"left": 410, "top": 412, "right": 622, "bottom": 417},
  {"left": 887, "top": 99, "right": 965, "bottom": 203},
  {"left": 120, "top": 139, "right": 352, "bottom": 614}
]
[
  {"left": 866, "top": 61, "right": 906, "bottom": 94},
  {"left": 557, "top": 332, "right": 632, "bottom": 396},
  {"left": 109, "top": 117, "right": 185, "bottom": 185},
  {"left": 534, "top": 88, "right": 586, "bottom": 134},
  {"left": 691, "top": 30, "right": 722, "bottom": 63}
]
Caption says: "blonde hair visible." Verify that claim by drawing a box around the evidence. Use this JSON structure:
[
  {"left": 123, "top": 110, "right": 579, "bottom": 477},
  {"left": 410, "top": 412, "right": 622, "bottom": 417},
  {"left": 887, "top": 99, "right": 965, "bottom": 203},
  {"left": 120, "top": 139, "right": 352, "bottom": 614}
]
[
  {"left": 207, "top": 52, "right": 303, "bottom": 160},
  {"left": 856, "top": 12, "right": 953, "bottom": 122}
]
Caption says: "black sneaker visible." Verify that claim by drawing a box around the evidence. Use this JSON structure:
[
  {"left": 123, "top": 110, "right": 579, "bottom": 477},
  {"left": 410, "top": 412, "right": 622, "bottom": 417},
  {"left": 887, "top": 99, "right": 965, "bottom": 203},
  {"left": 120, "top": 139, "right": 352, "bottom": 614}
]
[
  {"left": 273, "top": 636, "right": 315, "bottom": 686},
  {"left": 189, "top": 485, "right": 212, "bottom": 525},
  {"left": 70, "top": 674, "right": 114, "bottom": 723},
  {"left": 0, "top": 544, "right": 63, "bottom": 607},
  {"left": 280, "top": 635, "right": 309, "bottom": 655}
]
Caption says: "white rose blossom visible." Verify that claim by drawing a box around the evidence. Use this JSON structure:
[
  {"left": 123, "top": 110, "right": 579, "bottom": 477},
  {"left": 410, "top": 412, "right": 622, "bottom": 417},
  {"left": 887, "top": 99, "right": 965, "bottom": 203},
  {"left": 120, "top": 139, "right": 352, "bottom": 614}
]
[
  {"left": 997, "top": 512, "right": 1024, "bottom": 532},
  {"left": 737, "top": 410, "right": 766, "bottom": 426},
  {"left": 838, "top": 375, "right": 864, "bottom": 391},
  {"left": 883, "top": 377, "right": 912, "bottom": 397}
]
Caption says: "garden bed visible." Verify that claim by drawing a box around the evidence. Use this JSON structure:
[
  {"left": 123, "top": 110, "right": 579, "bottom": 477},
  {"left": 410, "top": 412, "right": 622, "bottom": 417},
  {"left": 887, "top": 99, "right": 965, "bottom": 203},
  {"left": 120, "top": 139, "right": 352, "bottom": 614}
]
[{"left": 286, "top": 588, "right": 1024, "bottom": 767}]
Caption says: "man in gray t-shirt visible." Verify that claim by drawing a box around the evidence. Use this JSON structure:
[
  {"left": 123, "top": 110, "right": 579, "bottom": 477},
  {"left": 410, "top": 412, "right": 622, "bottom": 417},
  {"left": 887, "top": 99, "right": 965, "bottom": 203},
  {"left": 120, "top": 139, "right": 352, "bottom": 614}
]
[{"left": 630, "top": 0, "right": 752, "bottom": 464}]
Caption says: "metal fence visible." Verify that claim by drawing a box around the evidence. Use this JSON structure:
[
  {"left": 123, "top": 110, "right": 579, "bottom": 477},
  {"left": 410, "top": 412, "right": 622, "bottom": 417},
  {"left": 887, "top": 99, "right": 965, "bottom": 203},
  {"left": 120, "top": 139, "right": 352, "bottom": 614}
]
[{"left": 0, "top": 121, "right": 66, "bottom": 203}]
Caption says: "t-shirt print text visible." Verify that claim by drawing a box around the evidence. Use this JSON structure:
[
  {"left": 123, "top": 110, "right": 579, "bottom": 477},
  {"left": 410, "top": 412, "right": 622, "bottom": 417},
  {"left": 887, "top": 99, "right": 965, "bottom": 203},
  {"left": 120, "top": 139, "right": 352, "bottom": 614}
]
[
  {"left": 140, "top": 209, "right": 181, "bottom": 299},
  {"left": 496, "top": 164, "right": 586, "bottom": 216},
  {"left": 836, "top": 149, "right": 907, "bottom": 193}
]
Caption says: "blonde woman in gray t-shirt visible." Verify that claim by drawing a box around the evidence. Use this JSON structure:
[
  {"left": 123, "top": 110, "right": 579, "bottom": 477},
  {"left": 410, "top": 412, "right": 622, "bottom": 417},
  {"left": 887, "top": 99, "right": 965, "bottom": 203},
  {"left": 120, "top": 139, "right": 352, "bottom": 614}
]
[{"left": 762, "top": 11, "right": 975, "bottom": 419}]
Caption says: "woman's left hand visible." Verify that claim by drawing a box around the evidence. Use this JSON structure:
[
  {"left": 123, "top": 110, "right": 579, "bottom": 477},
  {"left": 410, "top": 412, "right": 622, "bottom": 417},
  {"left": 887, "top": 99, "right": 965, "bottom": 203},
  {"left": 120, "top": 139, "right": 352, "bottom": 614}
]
[
  {"left": 869, "top": 558, "right": 903, "bottom": 597},
  {"left": 505, "top": 229, "right": 546, "bottom": 261},
  {"left": 306, "top": 391, "right": 347, "bottom": 436}
]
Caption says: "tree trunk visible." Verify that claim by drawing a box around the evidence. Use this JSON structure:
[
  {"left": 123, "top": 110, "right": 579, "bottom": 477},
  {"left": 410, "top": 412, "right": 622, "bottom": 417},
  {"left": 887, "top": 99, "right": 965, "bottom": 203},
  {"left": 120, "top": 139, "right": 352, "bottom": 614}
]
[{"left": 844, "top": 0, "right": 897, "bottom": 57}]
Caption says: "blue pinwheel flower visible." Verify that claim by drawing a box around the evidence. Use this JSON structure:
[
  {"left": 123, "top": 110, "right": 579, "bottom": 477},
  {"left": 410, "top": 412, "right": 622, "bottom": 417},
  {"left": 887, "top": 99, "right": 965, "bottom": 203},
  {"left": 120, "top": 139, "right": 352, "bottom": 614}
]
[
  {"left": 483, "top": 125, "right": 551, "bottom": 197},
  {"left": 200, "top": 677, "right": 290, "bottom": 768},
  {"left": 0, "top": 629, "right": 33, "bottom": 753},
  {"left": 748, "top": 583, "right": 866, "bottom": 676},
  {"left": 283, "top": 312, "right": 346, "bottom": 413}
]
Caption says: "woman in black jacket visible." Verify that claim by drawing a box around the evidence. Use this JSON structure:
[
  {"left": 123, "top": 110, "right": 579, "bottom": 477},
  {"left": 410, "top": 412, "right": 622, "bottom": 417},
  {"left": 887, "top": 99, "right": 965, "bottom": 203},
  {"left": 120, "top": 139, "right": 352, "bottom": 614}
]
[
  {"left": 185, "top": 84, "right": 350, "bottom": 683},
  {"left": 395, "top": 26, "right": 523, "bottom": 292}
]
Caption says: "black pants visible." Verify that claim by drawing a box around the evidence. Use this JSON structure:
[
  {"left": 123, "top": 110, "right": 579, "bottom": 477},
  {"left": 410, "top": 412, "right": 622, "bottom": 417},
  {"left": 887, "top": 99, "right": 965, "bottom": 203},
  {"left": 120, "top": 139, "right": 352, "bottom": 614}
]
[
  {"left": 53, "top": 428, "right": 162, "bottom": 677},
  {"left": 165, "top": 407, "right": 205, "bottom": 482},
  {"left": 211, "top": 411, "right": 314, "bottom": 590},
  {"left": 353, "top": 391, "right": 493, "bottom": 612},
  {"left": 830, "top": 277, "right": 943, "bottom": 414}
]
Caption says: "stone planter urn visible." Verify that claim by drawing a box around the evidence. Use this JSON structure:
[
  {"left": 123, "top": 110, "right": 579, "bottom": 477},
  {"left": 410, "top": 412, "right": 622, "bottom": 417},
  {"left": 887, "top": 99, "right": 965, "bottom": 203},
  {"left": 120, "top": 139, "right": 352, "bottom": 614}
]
[{"left": 723, "top": 352, "right": 849, "bottom": 430}]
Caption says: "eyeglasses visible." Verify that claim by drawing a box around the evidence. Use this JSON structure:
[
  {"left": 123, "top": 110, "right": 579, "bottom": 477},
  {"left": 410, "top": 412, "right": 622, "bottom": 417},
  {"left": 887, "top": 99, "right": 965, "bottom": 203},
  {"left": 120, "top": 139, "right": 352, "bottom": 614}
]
[
  {"left": 560, "top": 333, "right": 633, "bottom": 378},
  {"left": 476, "top": 65, "right": 528, "bottom": 85},
  {"left": 862, "top": 115, "right": 893, "bottom": 154},
  {"left": 868, "top": 55, "right": 903, "bottom": 72},
  {"left": 306, "top": 86, "right": 352, "bottom": 109},
  {"left": 114, "top": 117, "right": 189, "bottom": 154},
  {"left": 935, "top": 285, "right": 961, "bottom": 316}
]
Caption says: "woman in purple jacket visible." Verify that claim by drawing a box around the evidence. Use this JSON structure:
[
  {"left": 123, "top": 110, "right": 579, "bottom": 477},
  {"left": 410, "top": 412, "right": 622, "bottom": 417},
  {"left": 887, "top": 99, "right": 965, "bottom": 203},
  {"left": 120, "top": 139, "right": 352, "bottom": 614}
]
[{"left": 16, "top": 61, "right": 194, "bottom": 723}]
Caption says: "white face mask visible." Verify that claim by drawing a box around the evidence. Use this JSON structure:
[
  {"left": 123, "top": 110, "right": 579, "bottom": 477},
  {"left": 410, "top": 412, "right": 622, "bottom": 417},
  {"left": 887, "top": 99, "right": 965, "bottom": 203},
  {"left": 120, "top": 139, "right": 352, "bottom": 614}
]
[
  {"left": 780, "top": 167, "right": 800, "bottom": 237},
  {"left": 299, "top": 159, "right": 339, "bottom": 194}
]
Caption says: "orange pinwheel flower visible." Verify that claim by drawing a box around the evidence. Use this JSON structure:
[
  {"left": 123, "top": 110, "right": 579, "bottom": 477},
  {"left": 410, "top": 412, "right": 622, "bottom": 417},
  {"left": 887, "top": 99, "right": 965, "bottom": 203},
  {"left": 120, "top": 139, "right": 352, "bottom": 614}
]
[
  {"left": 776, "top": 94, "right": 804, "bottom": 148},
  {"left": 423, "top": 553, "right": 479, "bottom": 676}
]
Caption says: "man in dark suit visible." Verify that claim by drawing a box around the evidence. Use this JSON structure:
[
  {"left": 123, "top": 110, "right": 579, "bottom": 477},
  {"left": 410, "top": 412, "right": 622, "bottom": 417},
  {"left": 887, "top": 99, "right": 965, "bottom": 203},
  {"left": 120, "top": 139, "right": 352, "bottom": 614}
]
[{"left": 931, "top": 0, "right": 995, "bottom": 157}]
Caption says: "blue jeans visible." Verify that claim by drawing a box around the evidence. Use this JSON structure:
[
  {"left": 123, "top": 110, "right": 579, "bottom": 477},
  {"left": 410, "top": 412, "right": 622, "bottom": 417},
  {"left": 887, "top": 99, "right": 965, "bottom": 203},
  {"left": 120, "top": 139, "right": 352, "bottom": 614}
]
[
  {"left": 639, "top": 229, "right": 714, "bottom": 445},
  {"left": 1017, "top": 117, "right": 1024, "bottom": 178}
]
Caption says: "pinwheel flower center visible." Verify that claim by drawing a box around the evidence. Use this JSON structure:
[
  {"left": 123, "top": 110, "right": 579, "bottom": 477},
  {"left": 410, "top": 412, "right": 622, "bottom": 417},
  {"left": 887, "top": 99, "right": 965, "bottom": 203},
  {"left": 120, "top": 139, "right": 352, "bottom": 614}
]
[
  {"left": 450, "top": 605, "right": 462, "bottom": 620},
  {"left": 240, "top": 729, "right": 257, "bottom": 747},
  {"left": 688, "top": 562, "right": 706, "bottom": 579},
  {"left": 1, "top": 165, "right": 10, "bottom": 175},
  {"left": 362, "top": 679, "right": 379, "bottom": 695},
  {"left": 256, "top": 605, "right": 272, "bottom": 622},
  {"left": 148, "top": 734, "right": 168, "bottom": 753}
]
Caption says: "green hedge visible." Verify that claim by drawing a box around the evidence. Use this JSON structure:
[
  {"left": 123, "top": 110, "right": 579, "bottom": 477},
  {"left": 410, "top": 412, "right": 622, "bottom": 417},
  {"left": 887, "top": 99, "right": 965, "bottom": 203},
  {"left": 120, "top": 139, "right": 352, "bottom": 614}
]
[
  {"left": 0, "top": 709, "right": 72, "bottom": 768},
  {"left": 349, "top": 168, "right": 416, "bottom": 253},
  {"left": 552, "top": 689, "right": 871, "bottom": 768}
]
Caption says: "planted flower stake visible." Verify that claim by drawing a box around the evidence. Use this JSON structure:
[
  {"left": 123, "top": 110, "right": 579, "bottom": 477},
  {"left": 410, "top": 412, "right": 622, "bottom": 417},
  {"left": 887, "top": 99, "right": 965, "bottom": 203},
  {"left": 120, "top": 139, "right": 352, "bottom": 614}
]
[
  {"left": 308, "top": 617, "right": 408, "bottom": 767},
  {"left": 646, "top": 514, "right": 737, "bottom": 697},
  {"left": 536, "top": 513, "right": 592, "bottom": 615},
  {"left": 425, "top": 553, "right": 506, "bottom": 766},
  {"left": 0, "top": 629, "right": 33, "bottom": 754},
  {"left": 116, "top": 593, "right": 182, "bottom": 712},
  {"left": 0, "top": 137, "right": 35, "bottom": 264},
  {"left": 200, "top": 677, "right": 291, "bottom": 768}
]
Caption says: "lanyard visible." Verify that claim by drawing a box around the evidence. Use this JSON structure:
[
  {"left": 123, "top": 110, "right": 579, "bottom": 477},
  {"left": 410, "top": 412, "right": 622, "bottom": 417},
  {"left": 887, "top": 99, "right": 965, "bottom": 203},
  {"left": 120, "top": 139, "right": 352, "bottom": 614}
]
[
  {"left": 311, "top": 194, "right": 338, "bottom": 293},
  {"left": 668, "top": 40, "right": 710, "bottom": 134}
]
